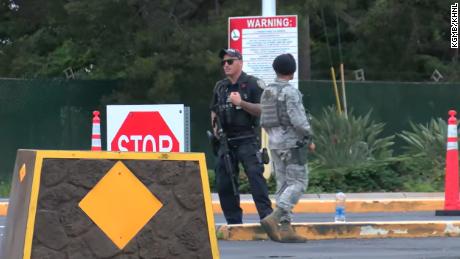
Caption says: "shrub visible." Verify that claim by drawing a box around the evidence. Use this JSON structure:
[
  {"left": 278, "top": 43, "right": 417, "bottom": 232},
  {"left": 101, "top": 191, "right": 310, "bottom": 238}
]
[
  {"left": 308, "top": 155, "right": 441, "bottom": 193},
  {"left": 311, "top": 106, "right": 395, "bottom": 168},
  {"left": 308, "top": 158, "right": 403, "bottom": 192},
  {"left": 398, "top": 118, "right": 446, "bottom": 167},
  {"left": 397, "top": 118, "right": 449, "bottom": 190},
  {"left": 0, "top": 180, "right": 10, "bottom": 198}
]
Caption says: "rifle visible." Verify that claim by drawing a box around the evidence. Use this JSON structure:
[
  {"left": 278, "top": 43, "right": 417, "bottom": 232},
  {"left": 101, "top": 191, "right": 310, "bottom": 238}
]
[{"left": 207, "top": 111, "right": 238, "bottom": 196}]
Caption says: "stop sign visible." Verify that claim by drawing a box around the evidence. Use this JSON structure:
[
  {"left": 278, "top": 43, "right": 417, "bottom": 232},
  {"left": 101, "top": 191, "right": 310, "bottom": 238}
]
[{"left": 111, "top": 112, "right": 180, "bottom": 152}]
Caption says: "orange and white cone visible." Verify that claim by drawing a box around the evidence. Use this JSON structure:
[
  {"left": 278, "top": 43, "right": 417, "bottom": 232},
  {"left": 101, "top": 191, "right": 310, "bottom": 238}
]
[
  {"left": 436, "top": 110, "right": 460, "bottom": 216},
  {"left": 91, "top": 111, "right": 102, "bottom": 151}
]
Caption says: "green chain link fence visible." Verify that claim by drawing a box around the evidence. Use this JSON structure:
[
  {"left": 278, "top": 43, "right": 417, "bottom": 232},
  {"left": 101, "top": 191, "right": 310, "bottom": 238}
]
[{"left": 0, "top": 79, "right": 459, "bottom": 182}]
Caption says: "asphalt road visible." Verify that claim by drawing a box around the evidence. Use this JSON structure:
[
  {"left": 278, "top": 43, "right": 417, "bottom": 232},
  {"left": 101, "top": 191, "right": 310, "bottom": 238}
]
[
  {"left": 218, "top": 237, "right": 460, "bottom": 259},
  {"left": 215, "top": 212, "right": 460, "bottom": 258}
]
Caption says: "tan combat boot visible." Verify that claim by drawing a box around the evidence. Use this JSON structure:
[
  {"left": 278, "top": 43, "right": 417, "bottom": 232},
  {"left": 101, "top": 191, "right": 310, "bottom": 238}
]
[
  {"left": 279, "top": 221, "right": 307, "bottom": 243},
  {"left": 260, "top": 208, "right": 284, "bottom": 242}
]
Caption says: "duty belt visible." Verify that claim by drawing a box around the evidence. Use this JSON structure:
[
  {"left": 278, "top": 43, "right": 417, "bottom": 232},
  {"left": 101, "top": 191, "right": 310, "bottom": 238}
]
[{"left": 228, "top": 134, "right": 255, "bottom": 142}]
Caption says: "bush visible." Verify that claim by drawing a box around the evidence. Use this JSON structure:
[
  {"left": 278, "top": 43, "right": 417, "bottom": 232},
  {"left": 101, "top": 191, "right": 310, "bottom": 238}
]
[
  {"left": 207, "top": 169, "right": 216, "bottom": 192},
  {"left": 311, "top": 106, "right": 394, "bottom": 168},
  {"left": 0, "top": 181, "right": 10, "bottom": 198},
  {"left": 397, "top": 118, "right": 448, "bottom": 190},
  {"left": 305, "top": 106, "right": 401, "bottom": 193},
  {"left": 308, "top": 159, "right": 402, "bottom": 193},
  {"left": 209, "top": 156, "right": 443, "bottom": 194},
  {"left": 398, "top": 118, "right": 446, "bottom": 167},
  {"left": 308, "top": 155, "right": 442, "bottom": 193},
  {"left": 207, "top": 113, "right": 448, "bottom": 194}
]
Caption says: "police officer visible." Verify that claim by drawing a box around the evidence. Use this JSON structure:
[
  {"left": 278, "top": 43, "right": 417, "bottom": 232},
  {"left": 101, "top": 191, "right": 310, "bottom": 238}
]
[
  {"left": 260, "top": 53, "right": 315, "bottom": 243},
  {"left": 210, "top": 48, "right": 273, "bottom": 224}
]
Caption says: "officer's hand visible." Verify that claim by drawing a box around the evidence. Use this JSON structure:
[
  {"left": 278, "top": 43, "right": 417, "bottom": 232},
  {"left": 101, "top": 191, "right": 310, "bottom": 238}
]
[
  {"left": 229, "top": 92, "right": 242, "bottom": 106},
  {"left": 308, "top": 142, "right": 316, "bottom": 152}
]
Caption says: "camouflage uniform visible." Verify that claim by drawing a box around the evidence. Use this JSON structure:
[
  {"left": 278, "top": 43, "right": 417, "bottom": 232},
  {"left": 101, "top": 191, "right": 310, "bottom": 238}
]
[{"left": 260, "top": 78, "right": 313, "bottom": 223}]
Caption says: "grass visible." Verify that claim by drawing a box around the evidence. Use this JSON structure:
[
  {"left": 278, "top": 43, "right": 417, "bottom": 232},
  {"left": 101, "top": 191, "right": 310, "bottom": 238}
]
[{"left": 0, "top": 181, "right": 11, "bottom": 198}]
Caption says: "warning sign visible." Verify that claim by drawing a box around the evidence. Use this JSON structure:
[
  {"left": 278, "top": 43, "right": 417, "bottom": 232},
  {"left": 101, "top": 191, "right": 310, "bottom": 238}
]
[{"left": 229, "top": 15, "right": 298, "bottom": 88}]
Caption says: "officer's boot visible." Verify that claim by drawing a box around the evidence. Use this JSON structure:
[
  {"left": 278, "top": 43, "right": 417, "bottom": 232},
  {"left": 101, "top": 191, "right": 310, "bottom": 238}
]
[
  {"left": 260, "top": 208, "right": 284, "bottom": 242},
  {"left": 279, "top": 221, "right": 307, "bottom": 243}
]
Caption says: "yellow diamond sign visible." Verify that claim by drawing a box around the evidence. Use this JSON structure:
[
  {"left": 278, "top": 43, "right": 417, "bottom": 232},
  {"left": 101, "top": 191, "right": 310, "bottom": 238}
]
[
  {"left": 19, "top": 164, "right": 26, "bottom": 183},
  {"left": 78, "top": 161, "right": 162, "bottom": 249}
]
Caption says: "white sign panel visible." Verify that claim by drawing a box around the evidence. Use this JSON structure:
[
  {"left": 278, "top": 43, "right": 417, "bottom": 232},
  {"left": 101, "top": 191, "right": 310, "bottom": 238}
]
[
  {"left": 229, "top": 15, "right": 298, "bottom": 88},
  {"left": 107, "top": 105, "right": 185, "bottom": 152}
]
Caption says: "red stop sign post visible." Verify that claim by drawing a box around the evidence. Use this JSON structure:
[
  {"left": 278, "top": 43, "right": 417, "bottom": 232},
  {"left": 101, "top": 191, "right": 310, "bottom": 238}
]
[{"left": 111, "top": 112, "right": 179, "bottom": 152}]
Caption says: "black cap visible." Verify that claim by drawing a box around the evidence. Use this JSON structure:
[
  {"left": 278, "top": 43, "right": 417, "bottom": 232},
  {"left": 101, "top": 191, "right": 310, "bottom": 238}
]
[
  {"left": 219, "top": 48, "right": 242, "bottom": 59},
  {"left": 272, "top": 53, "right": 296, "bottom": 75}
]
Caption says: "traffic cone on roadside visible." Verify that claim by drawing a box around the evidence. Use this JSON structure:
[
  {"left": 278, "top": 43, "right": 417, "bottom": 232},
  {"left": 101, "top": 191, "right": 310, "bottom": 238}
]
[
  {"left": 436, "top": 110, "right": 460, "bottom": 216},
  {"left": 91, "top": 111, "right": 102, "bottom": 151}
]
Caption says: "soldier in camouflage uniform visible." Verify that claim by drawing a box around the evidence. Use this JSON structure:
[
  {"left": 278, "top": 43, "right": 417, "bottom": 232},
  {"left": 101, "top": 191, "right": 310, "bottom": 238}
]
[{"left": 260, "top": 53, "right": 315, "bottom": 243}]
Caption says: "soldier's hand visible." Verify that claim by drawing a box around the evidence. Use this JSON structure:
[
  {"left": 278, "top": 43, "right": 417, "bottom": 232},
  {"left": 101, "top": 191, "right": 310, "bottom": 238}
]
[
  {"left": 308, "top": 142, "right": 316, "bottom": 152},
  {"left": 229, "top": 92, "right": 242, "bottom": 106}
]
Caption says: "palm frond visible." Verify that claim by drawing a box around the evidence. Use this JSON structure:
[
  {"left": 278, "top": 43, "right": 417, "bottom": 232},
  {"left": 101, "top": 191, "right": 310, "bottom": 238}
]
[{"left": 397, "top": 118, "right": 448, "bottom": 166}]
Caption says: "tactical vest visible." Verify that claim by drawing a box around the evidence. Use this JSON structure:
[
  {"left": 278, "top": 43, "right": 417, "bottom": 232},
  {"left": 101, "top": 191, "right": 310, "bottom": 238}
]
[
  {"left": 260, "top": 82, "right": 291, "bottom": 128},
  {"left": 214, "top": 78, "right": 257, "bottom": 134}
]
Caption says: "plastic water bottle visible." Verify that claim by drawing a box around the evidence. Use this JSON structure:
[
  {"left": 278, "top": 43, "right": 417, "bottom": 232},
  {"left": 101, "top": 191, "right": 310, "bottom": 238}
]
[{"left": 334, "top": 192, "right": 346, "bottom": 222}]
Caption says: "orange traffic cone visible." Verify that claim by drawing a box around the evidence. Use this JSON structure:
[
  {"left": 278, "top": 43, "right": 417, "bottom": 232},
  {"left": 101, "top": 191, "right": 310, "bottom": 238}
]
[
  {"left": 436, "top": 110, "right": 460, "bottom": 216},
  {"left": 91, "top": 111, "right": 102, "bottom": 151}
]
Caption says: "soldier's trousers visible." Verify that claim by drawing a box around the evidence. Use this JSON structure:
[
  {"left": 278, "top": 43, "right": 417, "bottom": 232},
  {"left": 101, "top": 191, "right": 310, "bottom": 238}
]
[
  {"left": 270, "top": 147, "right": 309, "bottom": 223},
  {"left": 215, "top": 140, "right": 273, "bottom": 224}
]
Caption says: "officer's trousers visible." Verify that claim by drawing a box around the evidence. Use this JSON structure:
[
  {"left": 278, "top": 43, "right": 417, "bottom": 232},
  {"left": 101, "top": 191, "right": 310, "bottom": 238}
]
[{"left": 215, "top": 139, "right": 273, "bottom": 224}]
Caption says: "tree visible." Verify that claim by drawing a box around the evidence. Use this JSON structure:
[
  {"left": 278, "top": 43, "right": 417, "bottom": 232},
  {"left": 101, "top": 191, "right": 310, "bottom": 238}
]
[{"left": 0, "top": 0, "right": 458, "bottom": 87}]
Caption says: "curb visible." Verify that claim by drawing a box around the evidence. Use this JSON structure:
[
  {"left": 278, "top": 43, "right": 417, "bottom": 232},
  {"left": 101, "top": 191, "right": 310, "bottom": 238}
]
[
  {"left": 0, "top": 202, "right": 6, "bottom": 216},
  {"left": 212, "top": 198, "right": 444, "bottom": 214},
  {"left": 216, "top": 221, "right": 460, "bottom": 241}
]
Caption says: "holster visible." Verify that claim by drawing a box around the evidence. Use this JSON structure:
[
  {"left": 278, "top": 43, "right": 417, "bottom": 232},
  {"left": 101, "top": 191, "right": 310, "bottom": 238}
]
[{"left": 261, "top": 148, "right": 270, "bottom": 164}]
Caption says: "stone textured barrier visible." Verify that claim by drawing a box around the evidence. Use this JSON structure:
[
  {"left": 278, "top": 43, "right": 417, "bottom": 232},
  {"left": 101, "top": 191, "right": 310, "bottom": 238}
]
[{"left": 1, "top": 150, "right": 219, "bottom": 259}]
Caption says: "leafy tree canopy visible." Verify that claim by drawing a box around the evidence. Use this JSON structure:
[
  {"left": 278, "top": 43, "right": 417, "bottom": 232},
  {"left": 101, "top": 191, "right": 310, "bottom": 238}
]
[{"left": 0, "top": 0, "right": 458, "bottom": 104}]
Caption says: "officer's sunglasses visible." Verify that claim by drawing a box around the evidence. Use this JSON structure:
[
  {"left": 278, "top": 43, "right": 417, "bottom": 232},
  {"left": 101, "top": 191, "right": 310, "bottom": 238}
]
[{"left": 221, "top": 59, "right": 239, "bottom": 66}]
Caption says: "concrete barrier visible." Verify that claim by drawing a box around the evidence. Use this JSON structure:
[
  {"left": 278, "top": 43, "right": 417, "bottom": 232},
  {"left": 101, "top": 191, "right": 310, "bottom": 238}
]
[{"left": 1, "top": 150, "right": 219, "bottom": 259}]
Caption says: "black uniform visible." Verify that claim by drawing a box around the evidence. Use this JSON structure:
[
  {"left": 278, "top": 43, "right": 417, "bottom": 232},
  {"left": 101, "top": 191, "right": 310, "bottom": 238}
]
[{"left": 210, "top": 72, "right": 273, "bottom": 224}]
